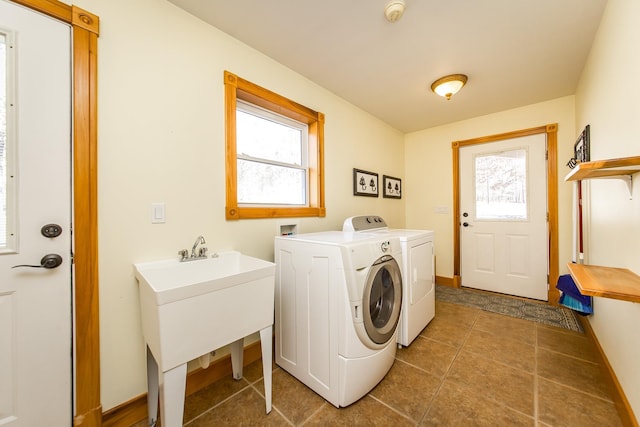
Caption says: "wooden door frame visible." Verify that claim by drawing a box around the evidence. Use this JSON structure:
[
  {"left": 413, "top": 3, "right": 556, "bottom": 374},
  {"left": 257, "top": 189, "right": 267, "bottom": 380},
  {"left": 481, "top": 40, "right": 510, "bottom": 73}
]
[
  {"left": 452, "top": 124, "right": 560, "bottom": 304},
  {"left": 9, "top": 1, "right": 101, "bottom": 425}
]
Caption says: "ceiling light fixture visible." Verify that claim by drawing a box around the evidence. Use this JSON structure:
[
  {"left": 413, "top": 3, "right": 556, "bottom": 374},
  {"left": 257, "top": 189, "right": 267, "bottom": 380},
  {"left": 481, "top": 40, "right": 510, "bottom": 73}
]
[
  {"left": 384, "top": 0, "right": 406, "bottom": 23},
  {"left": 430, "top": 74, "right": 468, "bottom": 100}
]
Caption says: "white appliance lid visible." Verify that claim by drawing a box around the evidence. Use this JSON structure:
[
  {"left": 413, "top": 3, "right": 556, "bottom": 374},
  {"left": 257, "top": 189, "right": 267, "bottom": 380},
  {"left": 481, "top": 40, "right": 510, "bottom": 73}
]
[{"left": 276, "top": 230, "right": 382, "bottom": 245}]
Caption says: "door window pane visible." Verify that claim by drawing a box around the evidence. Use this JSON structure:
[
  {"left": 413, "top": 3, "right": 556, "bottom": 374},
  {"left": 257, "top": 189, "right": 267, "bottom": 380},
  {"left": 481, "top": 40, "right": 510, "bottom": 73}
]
[
  {"left": 474, "top": 149, "right": 527, "bottom": 220},
  {"left": 0, "top": 30, "right": 15, "bottom": 252},
  {"left": 1, "top": 33, "right": 7, "bottom": 248}
]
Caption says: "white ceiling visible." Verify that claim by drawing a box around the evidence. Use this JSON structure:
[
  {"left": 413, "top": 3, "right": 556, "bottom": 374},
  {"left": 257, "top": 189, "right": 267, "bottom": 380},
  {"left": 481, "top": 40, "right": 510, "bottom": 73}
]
[{"left": 167, "top": 0, "right": 607, "bottom": 133}]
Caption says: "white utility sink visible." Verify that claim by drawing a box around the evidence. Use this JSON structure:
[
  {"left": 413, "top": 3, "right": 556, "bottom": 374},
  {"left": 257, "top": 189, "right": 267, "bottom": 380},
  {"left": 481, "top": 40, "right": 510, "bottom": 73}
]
[{"left": 134, "top": 251, "right": 275, "bottom": 427}]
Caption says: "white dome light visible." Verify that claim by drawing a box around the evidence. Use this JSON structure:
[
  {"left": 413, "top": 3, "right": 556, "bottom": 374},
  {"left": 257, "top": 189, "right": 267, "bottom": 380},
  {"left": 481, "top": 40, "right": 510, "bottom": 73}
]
[
  {"left": 431, "top": 74, "right": 468, "bottom": 100},
  {"left": 384, "top": 0, "right": 406, "bottom": 23}
]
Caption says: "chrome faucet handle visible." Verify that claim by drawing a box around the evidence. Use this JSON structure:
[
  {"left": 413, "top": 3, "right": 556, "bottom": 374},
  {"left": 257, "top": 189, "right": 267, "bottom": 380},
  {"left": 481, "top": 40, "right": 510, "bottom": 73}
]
[
  {"left": 178, "top": 249, "right": 189, "bottom": 260},
  {"left": 198, "top": 247, "right": 208, "bottom": 258},
  {"left": 191, "top": 235, "right": 206, "bottom": 257}
]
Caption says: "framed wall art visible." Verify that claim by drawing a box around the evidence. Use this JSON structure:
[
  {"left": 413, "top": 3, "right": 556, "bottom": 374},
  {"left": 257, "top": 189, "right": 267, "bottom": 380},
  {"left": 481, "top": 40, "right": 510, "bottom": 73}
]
[
  {"left": 575, "top": 125, "right": 591, "bottom": 163},
  {"left": 567, "top": 125, "right": 591, "bottom": 169},
  {"left": 353, "top": 168, "right": 379, "bottom": 197},
  {"left": 383, "top": 175, "right": 402, "bottom": 199}
]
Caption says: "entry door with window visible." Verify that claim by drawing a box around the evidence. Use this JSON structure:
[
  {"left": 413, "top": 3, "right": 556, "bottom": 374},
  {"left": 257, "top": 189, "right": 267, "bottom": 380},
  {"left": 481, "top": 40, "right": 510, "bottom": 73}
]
[
  {"left": 0, "top": 1, "right": 72, "bottom": 425},
  {"left": 460, "top": 134, "right": 548, "bottom": 300}
]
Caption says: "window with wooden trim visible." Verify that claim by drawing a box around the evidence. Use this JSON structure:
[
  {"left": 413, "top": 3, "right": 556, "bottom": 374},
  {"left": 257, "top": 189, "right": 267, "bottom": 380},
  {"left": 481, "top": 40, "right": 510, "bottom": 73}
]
[{"left": 224, "top": 71, "right": 325, "bottom": 220}]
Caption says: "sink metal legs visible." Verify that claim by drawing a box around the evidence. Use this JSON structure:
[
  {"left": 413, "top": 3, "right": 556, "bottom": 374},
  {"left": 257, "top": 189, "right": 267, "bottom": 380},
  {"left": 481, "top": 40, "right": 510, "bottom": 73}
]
[{"left": 146, "top": 325, "right": 273, "bottom": 426}]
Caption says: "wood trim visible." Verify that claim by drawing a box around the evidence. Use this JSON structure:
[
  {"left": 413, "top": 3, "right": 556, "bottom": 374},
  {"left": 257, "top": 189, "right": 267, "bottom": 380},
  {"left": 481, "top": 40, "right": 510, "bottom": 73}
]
[
  {"left": 435, "top": 275, "right": 454, "bottom": 287},
  {"left": 72, "top": 20, "right": 101, "bottom": 427},
  {"left": 455, "top": 125, "right": 551, "bottom": 147},
  {"left": 235, "top": 207, "right": 326, "bottom": 219},
  {"left": 316, "top": 113, "right": 325, "bottom": 212},
  {"left": 10, "top": 0, "right": 72, "bottom": 22},
  {"left": 71, "top": 5, "right": 99, "bottom": 34},
  {"left": 546, "top": 124, "right": 560, "bottom": 305},
  {"left": 451, "top": 124, "right": 559, "bottom": 303},
  {"left": 578, "top": 317, "right": 639, "bottom": 427},
  {"left": 452, "top": 141, "right": 461, "bottom": 285},
  {"left": 224, "top": 70, "right": 326, "bottom": 220},
  {"left": 9, "top": 1, "right": 101, "bottom": 426},
  {"left": 224, "top": 72, "right": 239, "bottom": 219},
  {"left": 232, "top": 73, "right": 319, "bottom": 124},
  {"left": 102, "top": 341, "right": 264, "bottom": 426}
]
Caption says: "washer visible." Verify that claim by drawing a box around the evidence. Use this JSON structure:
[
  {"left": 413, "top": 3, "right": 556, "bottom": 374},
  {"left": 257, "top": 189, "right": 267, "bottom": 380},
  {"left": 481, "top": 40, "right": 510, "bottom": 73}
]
[
  {"left": 343, "top": 216, "right": 435, "bottom": 347},
  {"left": 274, "top": 231, "right": 403, "bottom": 407}
]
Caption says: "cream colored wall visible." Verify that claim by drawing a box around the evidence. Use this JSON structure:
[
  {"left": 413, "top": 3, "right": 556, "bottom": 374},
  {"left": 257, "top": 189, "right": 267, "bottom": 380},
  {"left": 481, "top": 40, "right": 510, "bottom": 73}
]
[
  {"left": 575, "top": 0, "right": 640, "bottom": 419},
  {"left": 69, "top": 0, "right": 640, "bottom": 417},
  {"left": 72, "top": 0, "right": 404, "bottom": 410},
  {"left": 404, "top": 96, "right": 576, "bottom": 281}
]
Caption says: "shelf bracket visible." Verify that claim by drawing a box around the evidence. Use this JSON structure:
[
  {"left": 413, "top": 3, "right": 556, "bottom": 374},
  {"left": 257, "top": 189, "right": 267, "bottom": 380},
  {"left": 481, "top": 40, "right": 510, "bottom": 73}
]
[
  {"left": 623, "top": 175, "right": 633, "bottom": 199},
  {"left": 599, "top": 175, "right": 634, "bottom": 199}
]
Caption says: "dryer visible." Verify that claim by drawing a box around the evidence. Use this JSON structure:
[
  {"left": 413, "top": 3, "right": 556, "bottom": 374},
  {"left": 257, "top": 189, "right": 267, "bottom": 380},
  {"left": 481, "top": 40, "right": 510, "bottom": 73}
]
[
  {"left": 274, "top": 231, "right": 403, "bottom": 407},
  {"left": 343, "top": 216, "right": 435, "bottom": 347}
]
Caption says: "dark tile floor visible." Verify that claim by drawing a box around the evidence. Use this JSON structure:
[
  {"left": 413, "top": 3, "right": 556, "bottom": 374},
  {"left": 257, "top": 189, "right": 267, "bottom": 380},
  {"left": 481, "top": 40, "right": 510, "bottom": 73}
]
[{"left": 142, "top": 300, "right": 623, "bottom": 426}]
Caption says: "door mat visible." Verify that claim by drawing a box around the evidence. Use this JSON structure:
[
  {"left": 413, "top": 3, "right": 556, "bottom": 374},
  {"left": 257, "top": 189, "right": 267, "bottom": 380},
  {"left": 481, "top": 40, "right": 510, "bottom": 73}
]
[{"left": 435, "top": 285, "right": 583, "bottom": 333}]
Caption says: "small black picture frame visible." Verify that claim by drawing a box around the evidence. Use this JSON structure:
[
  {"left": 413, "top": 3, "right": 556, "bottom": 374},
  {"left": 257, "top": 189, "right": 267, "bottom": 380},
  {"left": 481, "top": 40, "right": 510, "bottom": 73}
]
[
  {"left": 383, "top": 175, "right": 402, "bottom": 199},
  {"left": 574, "top": 124, "right": 591, "bottom": 163},
  {"left": 567, "top": 124, "right": 591, "bottom": 169},
  {"left": 353, "top": 168, "right": 379, "bottom": 197}
]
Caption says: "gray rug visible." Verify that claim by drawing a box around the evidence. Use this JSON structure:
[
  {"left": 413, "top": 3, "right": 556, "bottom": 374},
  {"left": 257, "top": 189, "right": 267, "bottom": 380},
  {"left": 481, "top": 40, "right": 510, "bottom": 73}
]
[{"left": 436, "top": 285, "right": 583, "bottom": 333}]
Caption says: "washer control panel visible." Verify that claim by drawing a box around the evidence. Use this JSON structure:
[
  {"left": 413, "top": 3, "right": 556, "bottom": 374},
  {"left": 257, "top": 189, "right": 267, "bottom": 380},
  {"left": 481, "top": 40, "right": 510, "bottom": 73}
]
[{"left": 343, "top": 215, "right": 388, "bottom": 232}]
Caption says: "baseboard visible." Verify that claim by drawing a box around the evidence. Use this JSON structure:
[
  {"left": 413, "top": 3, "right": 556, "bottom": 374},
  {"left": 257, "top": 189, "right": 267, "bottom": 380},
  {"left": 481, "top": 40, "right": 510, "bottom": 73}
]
[
  {"left": 435, "top": 275, "right": 454, "bottom": 287},
  {"left": 578, "top": 316, "right": 638, "bottom": 427},
  {"left": 102, "top": 396, "right": 146, "bottom": 427},
  {"left": 74, "top": 404, "right": 102, "bottom": 426},
  {"left": 102, "top": 341, "right": 263, "bottom": 426}
]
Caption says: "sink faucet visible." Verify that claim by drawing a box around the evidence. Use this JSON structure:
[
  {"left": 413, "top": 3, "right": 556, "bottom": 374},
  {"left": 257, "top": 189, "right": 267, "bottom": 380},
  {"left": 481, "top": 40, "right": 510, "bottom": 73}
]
[
  {"left": 178, "top": 235, "right": 208, "bottom": 262},
  {"left": 191, "top": 235, "right": 206, "bottom": 258}
]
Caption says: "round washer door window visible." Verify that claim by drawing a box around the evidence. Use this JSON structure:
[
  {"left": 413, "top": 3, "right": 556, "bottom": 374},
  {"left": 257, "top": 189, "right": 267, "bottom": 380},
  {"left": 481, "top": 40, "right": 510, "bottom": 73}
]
[{"left": 363, "top": 255, "right": 403, "bottom": 344}]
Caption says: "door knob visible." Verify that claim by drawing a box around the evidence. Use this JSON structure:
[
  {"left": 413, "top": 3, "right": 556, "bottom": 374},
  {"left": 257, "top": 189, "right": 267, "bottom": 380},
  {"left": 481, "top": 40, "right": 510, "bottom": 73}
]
[
  {"left": 12, "top": 254, "right": 63, "bottom": 269},
  {"left": 41, "top": 223, "right": 63, "bottom": 238},
  {"left": 462, "top": 222, "right": 470, "bottom": 227}
]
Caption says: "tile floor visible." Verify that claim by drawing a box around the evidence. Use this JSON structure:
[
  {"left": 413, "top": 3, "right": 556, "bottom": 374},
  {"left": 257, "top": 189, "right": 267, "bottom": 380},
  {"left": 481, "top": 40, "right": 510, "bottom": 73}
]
[{"left": 141, "top": 300, "right": 624, "bottom": 426}]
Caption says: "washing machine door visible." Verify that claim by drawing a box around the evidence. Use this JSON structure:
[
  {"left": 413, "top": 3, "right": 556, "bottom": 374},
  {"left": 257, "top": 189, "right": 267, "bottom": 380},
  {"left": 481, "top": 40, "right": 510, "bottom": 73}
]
[{"left": 363, "top": 255, "right": 403, "bottom": 345}]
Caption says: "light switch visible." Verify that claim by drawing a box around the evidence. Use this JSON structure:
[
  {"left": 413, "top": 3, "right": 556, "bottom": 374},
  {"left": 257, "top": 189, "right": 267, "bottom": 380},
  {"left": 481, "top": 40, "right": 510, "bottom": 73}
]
[{"left": 151, "top": 203, "right": 166, "bottom": 224}]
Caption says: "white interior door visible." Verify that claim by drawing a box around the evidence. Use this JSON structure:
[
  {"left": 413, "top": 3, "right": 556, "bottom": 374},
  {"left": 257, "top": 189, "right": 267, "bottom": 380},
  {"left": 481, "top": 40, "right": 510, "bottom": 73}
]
[
  {"left": 0, "top": 1, "right": 72, "bottom": 425},
  {"left": 460, "top": 134, "right": 548, "bottom": 300}
]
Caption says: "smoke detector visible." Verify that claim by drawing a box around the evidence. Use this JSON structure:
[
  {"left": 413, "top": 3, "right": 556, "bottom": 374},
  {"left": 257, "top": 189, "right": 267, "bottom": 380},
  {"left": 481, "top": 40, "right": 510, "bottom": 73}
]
[{"left": 384, "top": 0, "right": 407, "bottom": 23}]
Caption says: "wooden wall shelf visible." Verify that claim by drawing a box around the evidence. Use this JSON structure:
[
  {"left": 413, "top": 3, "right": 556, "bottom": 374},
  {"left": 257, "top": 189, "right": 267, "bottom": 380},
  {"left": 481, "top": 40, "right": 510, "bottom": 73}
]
[
  {"left": 565, "top": 155, "right": 640, "bottom": 181},
  {"left": 567, "top": 263, "right": 640, "bottom": 303}
]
